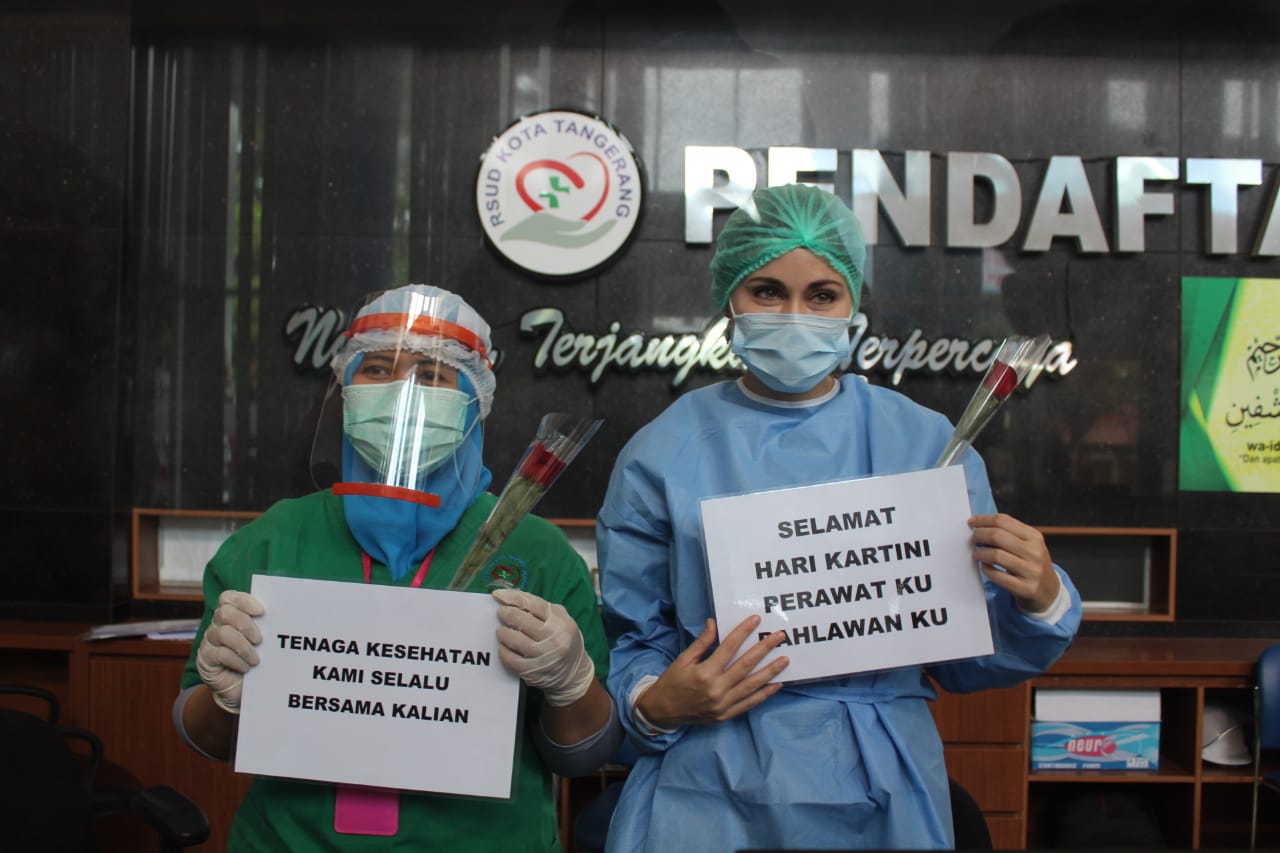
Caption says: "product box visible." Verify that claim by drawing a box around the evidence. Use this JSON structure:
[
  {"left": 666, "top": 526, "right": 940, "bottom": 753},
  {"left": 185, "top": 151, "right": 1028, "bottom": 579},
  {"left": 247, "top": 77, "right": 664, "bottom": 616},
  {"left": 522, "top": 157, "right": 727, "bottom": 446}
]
[{"left": 1031, "top": 689, "right": 1161, "bottom": 770}]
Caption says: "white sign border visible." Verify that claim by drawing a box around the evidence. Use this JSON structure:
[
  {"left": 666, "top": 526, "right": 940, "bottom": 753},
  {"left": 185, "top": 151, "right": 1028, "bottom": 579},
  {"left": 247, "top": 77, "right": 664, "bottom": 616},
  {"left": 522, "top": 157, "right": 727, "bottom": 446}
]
[
  {"left": 700, "top": 465, "right": 995, "bottom": 684},
  {"left": 234, "top": 575, "right": 523, "bottom": 799}
]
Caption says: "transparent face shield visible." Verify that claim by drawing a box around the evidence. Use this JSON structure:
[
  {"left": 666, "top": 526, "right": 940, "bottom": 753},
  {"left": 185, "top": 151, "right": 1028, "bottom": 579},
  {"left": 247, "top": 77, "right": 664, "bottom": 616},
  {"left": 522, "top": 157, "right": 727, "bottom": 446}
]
[{"left": 310, "top": 287, "right": 494, "bottom": 506}]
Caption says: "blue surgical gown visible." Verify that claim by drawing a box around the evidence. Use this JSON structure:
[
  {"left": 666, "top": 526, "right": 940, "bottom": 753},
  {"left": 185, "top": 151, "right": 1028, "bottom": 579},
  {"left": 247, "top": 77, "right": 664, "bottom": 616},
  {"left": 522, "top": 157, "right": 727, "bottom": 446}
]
[{"left": 597, "top": 376, "right": 1082, "bottom": 853}]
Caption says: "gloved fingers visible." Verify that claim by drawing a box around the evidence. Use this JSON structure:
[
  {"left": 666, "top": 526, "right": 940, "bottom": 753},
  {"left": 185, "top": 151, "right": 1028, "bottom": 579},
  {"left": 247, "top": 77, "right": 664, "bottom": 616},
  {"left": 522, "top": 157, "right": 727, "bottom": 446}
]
[
  {"left": 196, "top": 657, "right": 247, "bottom": 712},
  {"left": 211, "top": 607, "right": 263, "bottom": 648},
  {"left": 495, "top": 624, "right": 547, "bottom": 660},
  {"left": 495, "top": 642, "right": 559, "bottom": 678},
  {"left": 206, "top": 639, "right": 257, "bottom": 672},
  {"left": 496, "top": 644, "right": 526, "bottom": 675},
  {"left": 204, "top": 623, "right": 261, "bottom": 668},
  {"left": 544, "top": 647, "right": 597, "bottom": 707},
  {"left": 217, "top": 589, "right": 266, "bottom": 617},
  {"left": 209, "top": 690, "right": 243, "bottom": 715},
  {"left": 494, "top": 600, "right": 554, "bottom": 642},
  {"left": 502, "top": 645, "right": 577, "bottom": 679},
  {"left": 194, "top": 595, "right": 264, "bottom": 716},
  {"left": 212, "top": 591, "right": 265, "bottom": 645},
  {"left": 491, "top": 587, "right": 551, "bottom": 621},
  {"left": 198, "top": 668, "right": 242, "bottom": 696},
  {"left": 491, "top": 588, "right": 595, "bottom": 705},
  {"left": 195, "top": 649, "right": 245, "bottom": 712}
]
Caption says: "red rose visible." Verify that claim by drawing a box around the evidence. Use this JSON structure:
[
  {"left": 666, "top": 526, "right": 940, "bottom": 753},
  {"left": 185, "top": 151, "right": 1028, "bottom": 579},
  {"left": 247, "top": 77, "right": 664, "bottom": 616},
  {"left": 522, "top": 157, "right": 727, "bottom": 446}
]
[{"left": 982, "top": 360, "right": 1018, "bottom": 400}]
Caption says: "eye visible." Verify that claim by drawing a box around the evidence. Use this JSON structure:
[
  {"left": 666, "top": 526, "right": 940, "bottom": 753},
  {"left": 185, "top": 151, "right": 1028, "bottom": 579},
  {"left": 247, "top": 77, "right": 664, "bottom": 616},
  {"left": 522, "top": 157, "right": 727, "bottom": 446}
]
[
  {"left": 750, "top": 283, "right": 783, "bottom": 301},
  {"left": 809, "top": 285, "right": 846, "bottom": 307},
  {"left": 411, "top": 361, "right": 457, "bottom": 387}
]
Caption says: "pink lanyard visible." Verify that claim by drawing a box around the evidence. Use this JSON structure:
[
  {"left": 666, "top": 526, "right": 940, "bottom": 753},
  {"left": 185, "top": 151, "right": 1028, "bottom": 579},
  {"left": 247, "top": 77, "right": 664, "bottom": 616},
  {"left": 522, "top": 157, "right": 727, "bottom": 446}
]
[
  {"left": 360, "top": 551, "right": 434, "bottom": 587},
  {"left": 337, "top": 549, "right": 436, "bottom": 836}
]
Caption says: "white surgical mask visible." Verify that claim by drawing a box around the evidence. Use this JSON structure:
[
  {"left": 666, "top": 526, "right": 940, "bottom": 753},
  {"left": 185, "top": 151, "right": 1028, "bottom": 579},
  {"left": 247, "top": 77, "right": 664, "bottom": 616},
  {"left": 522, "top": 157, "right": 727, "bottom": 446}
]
[
  {"left": 342, "top": 381, "right": 471, "bottom": 485},
  {"left": 731, "top": 311, "right": 853, "bottom": 393}
]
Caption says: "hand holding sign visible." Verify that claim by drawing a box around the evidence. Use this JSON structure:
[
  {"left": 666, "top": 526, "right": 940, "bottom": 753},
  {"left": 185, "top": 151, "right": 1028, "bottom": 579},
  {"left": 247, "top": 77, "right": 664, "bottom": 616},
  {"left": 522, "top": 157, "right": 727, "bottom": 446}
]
[
  {"left": 969, "top": 513, "right": 1060, "bottom": 613},
  {"left": 636, "top": 617, "right": 789, "bottom": 730},
  {"left": 196, "top": 590, "right": 266, "bottom": 713},
  {"left": 492, "top": 588, "right": 595, "bottom": 707}
]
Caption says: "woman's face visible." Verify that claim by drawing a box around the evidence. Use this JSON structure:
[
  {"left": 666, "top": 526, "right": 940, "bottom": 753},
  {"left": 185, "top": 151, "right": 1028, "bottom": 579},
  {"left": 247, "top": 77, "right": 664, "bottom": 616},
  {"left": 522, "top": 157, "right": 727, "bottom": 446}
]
[
  {"left": 349, "top": 350, "right": 460, "bottom": 388},
  {"left": 728, "top": 247, "right": 852, "bottom": 318}
]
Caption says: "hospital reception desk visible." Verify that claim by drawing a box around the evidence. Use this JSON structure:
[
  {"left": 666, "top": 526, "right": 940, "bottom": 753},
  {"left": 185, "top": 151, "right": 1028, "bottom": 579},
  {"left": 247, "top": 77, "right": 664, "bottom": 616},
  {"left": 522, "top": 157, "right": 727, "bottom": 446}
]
[{"left": 0, "top": 622, "right": 1275, "bottom": 851}]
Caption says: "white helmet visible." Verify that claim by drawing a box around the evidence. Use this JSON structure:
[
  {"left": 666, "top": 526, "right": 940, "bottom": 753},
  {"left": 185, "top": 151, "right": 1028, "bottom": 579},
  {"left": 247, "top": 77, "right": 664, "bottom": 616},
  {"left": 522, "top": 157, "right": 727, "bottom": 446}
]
[{"left": 1201, "top": 701, "right": 1252, "bottom": 766}]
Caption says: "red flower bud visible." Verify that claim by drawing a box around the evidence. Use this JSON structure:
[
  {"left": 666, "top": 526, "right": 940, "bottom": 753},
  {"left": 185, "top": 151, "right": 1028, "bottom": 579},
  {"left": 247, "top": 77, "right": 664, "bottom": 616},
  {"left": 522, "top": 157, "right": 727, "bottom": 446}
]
[
  {"left": 518, "top": 442, "right": 567, "bottom": 486},
  {"left": 983, "top": 360, "right": 1017, "bottom": 400}
]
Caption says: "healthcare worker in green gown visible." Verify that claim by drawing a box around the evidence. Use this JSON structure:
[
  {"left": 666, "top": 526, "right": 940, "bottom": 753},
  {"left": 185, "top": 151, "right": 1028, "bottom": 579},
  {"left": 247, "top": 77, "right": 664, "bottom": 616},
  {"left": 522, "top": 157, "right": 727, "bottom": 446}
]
[
  {"left": 597, "top": 184, "right": 1082, "bottom": 852},
  {"left": 175, "top": 284, "right": 620, "bottom": 852}
]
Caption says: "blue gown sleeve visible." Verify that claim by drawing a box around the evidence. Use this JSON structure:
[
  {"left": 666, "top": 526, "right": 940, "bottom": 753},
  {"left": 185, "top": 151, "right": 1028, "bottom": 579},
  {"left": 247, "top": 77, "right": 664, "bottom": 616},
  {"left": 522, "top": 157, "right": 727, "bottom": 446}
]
[
  {"left": 928, "top": 567, "right": 1082, "bottom": 693},
  {"left": 596, "top": 440, "right": 689, "bottom": 753},
  {"left": 928, "top": 447, "right": 1084, "bottom": 693}
]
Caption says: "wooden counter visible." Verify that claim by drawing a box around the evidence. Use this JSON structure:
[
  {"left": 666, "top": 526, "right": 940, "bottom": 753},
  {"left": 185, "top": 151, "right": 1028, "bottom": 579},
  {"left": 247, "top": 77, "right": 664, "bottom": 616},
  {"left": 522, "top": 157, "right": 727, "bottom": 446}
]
[
  {"left": 2, "top": 622, "right": 1277, "bottom": 851},
  {"left": 0, "top": 620, "right": 249, "bottom": 852}
]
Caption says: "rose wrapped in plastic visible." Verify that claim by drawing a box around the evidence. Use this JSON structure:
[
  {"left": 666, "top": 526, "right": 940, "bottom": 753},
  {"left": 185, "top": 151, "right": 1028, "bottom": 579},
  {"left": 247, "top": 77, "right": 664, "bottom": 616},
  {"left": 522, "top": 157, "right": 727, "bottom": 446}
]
[
  {"left": 447, "top": 413, "right": 604, "bottom": 591},
  {"left": 934, "top": 334, "right": 1053, "bottom": 468}
]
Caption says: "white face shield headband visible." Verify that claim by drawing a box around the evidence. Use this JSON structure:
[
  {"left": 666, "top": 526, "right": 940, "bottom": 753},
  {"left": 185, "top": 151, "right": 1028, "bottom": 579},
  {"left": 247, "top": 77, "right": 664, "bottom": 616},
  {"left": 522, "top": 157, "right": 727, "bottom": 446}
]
[
  {"left": 314, "top": 285, "right": 500, "bottom": 585},
  {"left": 312, "top": 284, "right": 496, "bottom": 506}
]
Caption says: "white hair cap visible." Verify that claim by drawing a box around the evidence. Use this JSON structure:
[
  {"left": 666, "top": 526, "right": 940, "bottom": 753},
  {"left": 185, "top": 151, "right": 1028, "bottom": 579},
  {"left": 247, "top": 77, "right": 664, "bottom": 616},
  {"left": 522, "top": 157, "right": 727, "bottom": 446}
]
[{"left": 330, "top": 284, "right": 496, "bottom": 418}]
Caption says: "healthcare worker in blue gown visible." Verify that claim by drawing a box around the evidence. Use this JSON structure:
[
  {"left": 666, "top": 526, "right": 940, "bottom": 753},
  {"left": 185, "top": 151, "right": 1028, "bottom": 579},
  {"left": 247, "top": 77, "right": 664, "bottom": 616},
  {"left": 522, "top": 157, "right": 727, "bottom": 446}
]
[{"left": 597, "top": 184, "right": 1083, "bottom": 852}]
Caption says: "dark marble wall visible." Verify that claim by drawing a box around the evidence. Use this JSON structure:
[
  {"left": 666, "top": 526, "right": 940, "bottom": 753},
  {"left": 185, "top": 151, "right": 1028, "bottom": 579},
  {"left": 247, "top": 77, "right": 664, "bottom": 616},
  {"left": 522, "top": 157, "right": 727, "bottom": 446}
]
[
  {"left": 4, "top": 0, "right": 1280, "bottom": 631},
  {"left": 1, "top": 3, "right": 133, "bottom": 619}
]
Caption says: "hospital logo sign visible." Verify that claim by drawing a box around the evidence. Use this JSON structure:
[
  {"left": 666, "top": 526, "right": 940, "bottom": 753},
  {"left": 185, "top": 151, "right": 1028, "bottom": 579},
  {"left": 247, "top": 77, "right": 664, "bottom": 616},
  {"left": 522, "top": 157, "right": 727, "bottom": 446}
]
[{"left": 476, "top": 109, "right": 643, "bottom": 278}]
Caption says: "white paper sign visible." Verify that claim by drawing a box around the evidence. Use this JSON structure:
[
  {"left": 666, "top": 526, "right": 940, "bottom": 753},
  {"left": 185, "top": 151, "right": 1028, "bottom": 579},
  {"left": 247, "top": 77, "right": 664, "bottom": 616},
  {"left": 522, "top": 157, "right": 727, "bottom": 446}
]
[
  {"left": 701, "top": 465, "right": 994, "bottom": 683},
  {"left": 235, "top": 575, "right": 521, "bottom": 799}
]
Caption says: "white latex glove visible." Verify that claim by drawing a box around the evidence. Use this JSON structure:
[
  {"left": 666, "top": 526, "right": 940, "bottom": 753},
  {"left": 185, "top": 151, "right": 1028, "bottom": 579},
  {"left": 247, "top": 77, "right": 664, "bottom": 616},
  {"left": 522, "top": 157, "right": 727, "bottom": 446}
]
[
  {"left": 492, "top": 587, "right": 595, "bottom": 707},
  {"left": 195, "top": 590, "right": 265, "bottom": 714}
]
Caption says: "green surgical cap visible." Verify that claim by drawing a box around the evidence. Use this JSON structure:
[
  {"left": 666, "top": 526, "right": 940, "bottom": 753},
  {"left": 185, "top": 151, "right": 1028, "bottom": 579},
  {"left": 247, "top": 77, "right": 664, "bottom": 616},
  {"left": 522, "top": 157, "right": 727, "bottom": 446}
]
[{"left": 709, "top": 184, "right": 866, "bottom": 312}]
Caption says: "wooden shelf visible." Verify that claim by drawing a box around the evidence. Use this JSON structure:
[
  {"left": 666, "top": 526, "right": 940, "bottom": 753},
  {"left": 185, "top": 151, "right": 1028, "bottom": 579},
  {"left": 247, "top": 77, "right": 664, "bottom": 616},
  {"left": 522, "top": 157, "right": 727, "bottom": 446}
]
[
  {"left": 131, "top": 509, "right": 597, "bottom": 603},
  {"left": 1026, "top": 638, "right": 1280, "bottom": 849},
  {"left": 550, "top": 522, "right": 1175, "bottom": 621},
  {"left": 1200, "top": 766, "right": 1258, "bottom": 783},
  {"left": 1030, "top": 766, "right": 1195, "bottom": 783},
  {"left": 131, "top": 508, "right": 261, "bottom": 600},
  {"left": 130, "top": 516, "right": 1175, "bottom": 621},
  {"left": 1038, "top": 527, "right": 1176, "bottom": 622}
]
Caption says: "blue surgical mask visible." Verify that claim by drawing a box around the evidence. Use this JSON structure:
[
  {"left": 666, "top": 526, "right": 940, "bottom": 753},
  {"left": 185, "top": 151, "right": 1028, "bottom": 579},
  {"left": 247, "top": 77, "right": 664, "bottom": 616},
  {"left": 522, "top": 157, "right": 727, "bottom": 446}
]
[
  {"left": 731, "top": 311, "right": 853, "bottom": 393},
  {"left": 342, "top": 381, "right": 471, "bottom": 486}
]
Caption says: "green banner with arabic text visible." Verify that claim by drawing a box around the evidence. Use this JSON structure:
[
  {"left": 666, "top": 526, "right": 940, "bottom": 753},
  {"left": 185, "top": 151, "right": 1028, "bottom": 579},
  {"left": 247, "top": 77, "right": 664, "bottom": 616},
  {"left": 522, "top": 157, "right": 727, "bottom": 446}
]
[{"left": 1181, "top": 276, "right": 1280, "bottom": 492}]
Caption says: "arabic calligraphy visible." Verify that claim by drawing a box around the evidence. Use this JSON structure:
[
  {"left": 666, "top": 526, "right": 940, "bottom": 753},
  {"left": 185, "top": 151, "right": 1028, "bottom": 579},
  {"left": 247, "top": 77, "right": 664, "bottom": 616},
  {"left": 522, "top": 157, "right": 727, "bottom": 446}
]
[
  {"left": 1224, "top": 392, "right": 1280, "bottom": 428},
  {"left": 1246, "top": 338, "right": 1280, "bottom": 379}
]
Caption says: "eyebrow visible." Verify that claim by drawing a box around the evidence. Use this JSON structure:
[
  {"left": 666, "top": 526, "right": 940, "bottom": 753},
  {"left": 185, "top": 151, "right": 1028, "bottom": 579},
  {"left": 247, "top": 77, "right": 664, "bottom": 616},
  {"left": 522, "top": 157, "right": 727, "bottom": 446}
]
[
  {"left": 744, "top": 276, "right": 844, "bottom": 288},
  {"left": 363, "top": 352, "right": 444, "bottom": 364}
]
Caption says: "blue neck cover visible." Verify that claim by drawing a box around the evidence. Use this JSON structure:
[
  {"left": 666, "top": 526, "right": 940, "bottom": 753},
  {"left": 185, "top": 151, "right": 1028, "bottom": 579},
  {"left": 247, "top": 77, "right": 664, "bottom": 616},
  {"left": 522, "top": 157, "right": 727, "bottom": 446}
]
[{"left": 339, "top": 358, "right": 491, "bottom": 580}]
